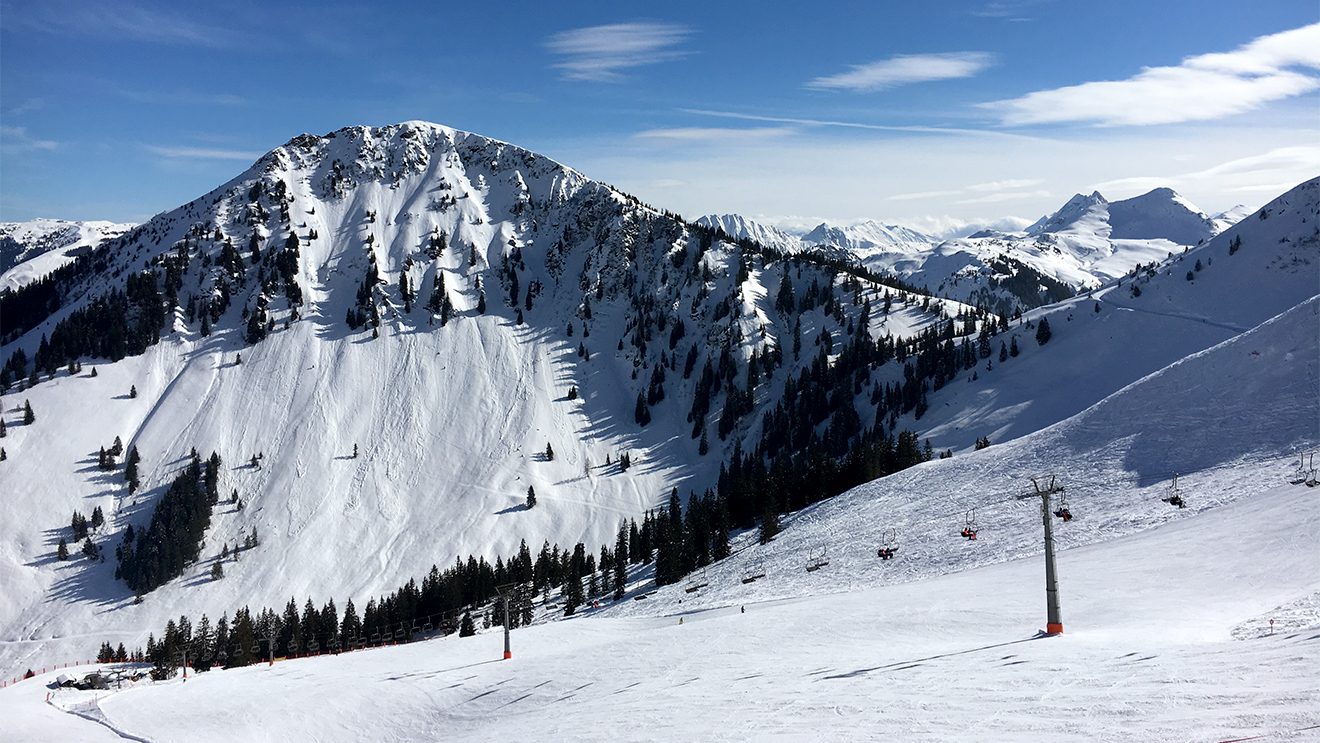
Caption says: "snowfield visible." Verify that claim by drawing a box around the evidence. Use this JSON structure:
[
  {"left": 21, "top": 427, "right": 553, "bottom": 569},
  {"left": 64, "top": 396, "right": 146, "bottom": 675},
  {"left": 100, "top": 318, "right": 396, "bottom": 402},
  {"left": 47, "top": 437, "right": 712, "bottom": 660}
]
[
  {"left": 5, "top": 480, "right": 1317, "bottom": 742},
  {"left": 0, "top": 219, "right": 134, "bottom": 293}
]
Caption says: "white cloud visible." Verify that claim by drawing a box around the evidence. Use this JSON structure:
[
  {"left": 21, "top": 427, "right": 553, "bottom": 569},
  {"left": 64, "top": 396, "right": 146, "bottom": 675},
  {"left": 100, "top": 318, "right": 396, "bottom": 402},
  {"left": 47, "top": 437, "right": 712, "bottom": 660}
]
[
  {"left": 956, "top": 189, "right": 1052, "bottom": 205},
  {"left": 985, "top": 23, "right": 1320, "bottom": 126},
  {"left": 887, "top": 189, "right": 964, "bottom": 202},
  {"left": 145, "top": 145, "right": 259, "bottom": 161},
  {"left": 1088, "top": 146, "right": 1320, "bottom": 200},
  {"left": 634, "top": 126, "right": 795, "bottom": 142},
  {"left": 807, "top": 52, "right": 995, "bottom": 92},
  {"left": 556, "top": 125, "right": 1313, "bottom": 228},
  {"left": 12, "top": 1, "right": 228, "bottom": 47},
  {"left": 0, "top": 126, "right": 58, "bottom": 153},
  {"left": 680, "top": 108, "right": 1042, "bottom": 141},
  {"left": 965, "top": 178, "right": 1042, "bottom": 192},
  {"left": 546, "top": 22, "right": 690, "bottom": 82},
  {"left": 118, "top": 88, "right": 247, "bottom": 106}
]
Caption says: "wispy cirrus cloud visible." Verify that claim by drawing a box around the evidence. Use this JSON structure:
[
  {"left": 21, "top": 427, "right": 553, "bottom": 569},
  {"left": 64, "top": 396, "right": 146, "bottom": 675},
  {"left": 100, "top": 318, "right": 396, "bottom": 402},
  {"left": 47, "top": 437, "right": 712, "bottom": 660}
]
[
  {"left": 1088, "top": 146, "right": 1320, "bottom": 198},
  {"left": 144, "top": 144, "right": 259, "bottom": 161},
  {"left": 680, "top": 108, "right": 1043, "bottom": 141},
  {"left": 0, "top": 126, "right": 58, "bottom": 153},
  {"left": 635, "top": 126, "right": 795, "bottom": 142},
  {"left": 546, "top": 22, "right": 691, "bottom": 82},
  {"left": 807, "top": 52, "right": 995, "bottom": 92},
  {"left": 8, "top": 0, "right": 230, "bottom": 47},
  {"left": 887, "top": 178, "right": 1046, "bottom": 205},
  {"left": 971, "top": 0, "right": 1050, "bottom": 20},
  {"left": 985, "top": 23, "right": 1320, "bottom": 126},
  {"left": 117, "top": 88, "right": 247, "bottom": 106}
]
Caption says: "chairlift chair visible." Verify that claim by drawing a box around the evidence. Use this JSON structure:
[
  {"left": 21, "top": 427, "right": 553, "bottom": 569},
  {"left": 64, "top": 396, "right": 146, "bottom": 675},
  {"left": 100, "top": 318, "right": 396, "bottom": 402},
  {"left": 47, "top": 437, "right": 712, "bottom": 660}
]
[
  {"left": 684, "top": 568, "right": 710, "bottom": 594},
  {"left": 805, "top": 547, "right": 830, "bottom": 572},
  {"left": 960, "top": 509, "right": 978, "bottom": 540},
  {"left": 1053, "top": 496, "right": 1073, "bottom": 522},
  {"left": 877, "top": 529, "right": 898, "bottom": 560},
  {"left": 741, "top": 561, "right": 767, "bottom": 584},
  {"left": 1162, "top": 474, "right": 1186, "bottom": 508}
]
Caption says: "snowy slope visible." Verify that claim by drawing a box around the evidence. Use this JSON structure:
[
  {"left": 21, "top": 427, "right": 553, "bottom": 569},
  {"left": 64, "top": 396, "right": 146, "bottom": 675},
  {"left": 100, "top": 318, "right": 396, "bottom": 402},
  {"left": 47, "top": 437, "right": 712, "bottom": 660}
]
[
  {"left": 905, "top": 177, "right": 1319, "bottom": 453},
  {"left": 0, "top": 121, "right": 978, "bottom": 678},
  {"left": 608, "top": 294, "right": 1320, "bottom": 618},
  {"left": 10, "top": 295, "right": 1316, "bottom": 740},
  {"left": 0, "top": 219, "right": 133, "bottom": 293}
]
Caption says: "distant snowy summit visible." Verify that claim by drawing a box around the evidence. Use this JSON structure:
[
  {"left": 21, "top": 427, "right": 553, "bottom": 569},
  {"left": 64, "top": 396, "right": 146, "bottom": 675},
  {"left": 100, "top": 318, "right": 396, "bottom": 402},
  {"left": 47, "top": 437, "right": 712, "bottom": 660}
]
[
  {"left": 1027, "top": 187, "right": 1219, "bottom": 246},
  {"left": 0, "top": 218, "right": 134, "bottom": 292},
  {"left": 698, "top": 185, "right": 1247, "bottom": 314}
]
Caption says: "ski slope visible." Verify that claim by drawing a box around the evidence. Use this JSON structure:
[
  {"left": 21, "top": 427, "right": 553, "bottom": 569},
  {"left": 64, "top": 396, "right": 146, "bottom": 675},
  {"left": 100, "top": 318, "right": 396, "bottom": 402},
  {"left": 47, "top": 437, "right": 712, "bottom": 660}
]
[
  {"left": 5, "top": 288, "right": 1317, "bottom": 743},
  {"left": 5, "top": 479, "right": 1317, "bottom": 742},
  {"left": 906, "top": 177, "right": 1319, "bottom": 452}
]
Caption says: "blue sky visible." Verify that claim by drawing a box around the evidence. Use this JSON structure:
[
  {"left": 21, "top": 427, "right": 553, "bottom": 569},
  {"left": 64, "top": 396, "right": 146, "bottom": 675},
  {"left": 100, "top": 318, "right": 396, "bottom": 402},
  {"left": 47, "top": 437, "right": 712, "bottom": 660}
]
[{"left": 1, "top": 0, "right": 1317, "bottom": 232}]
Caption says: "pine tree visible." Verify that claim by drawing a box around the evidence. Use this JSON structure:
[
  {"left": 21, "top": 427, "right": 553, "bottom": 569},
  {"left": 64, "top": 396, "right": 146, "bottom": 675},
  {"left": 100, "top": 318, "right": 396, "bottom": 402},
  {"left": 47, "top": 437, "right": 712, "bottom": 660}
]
[
  {"left": 476, "top": 290, "right": 486, "bottom": 314},
  {"left": 459, "top": 610, "right": 475, "bottom": 637},
  {"left": 90, "top": 506, "right": 104, "bottom": 530},
  {"left": 526, "top": 485, "right": 537, "bottom": 509},
  {"left": 211, "top": 562, "right": 224, "bottom": 580},
  {"left": 1035, "top": 317, "right": 1052, "bottom": 346},
  {"left": 634, "top": 392, "right": 650, "bottom": 426},
  {"left": 544, "top": 442, "right": 554, "bottom": 461},
  {"left": 129, "top": 385, "right": 137, "bottom": 399},
  {"left": 759, "top": 505, "right": 780, "bottom": 544},
  {"left": 57, "top": 537, "right": 69, "bottom": 561},
  {"left": 1010, "top": 336, "right": 1020, "bottom": 357},
  {"left": 1, "top": 417, "right": 7, "bottom": 437},
  {"left": 23, "top": 400, "right": 33, "bottom": 424}
]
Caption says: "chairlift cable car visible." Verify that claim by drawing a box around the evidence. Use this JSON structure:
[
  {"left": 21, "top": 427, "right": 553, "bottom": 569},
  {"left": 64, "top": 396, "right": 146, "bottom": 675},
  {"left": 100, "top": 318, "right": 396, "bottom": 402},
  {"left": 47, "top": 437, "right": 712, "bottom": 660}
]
[
  {"left": 877, "top": 528, "right": 898, "bottom": 561},
  {"left": 960, "top": 509, "right": 979, "bottom": 540}
]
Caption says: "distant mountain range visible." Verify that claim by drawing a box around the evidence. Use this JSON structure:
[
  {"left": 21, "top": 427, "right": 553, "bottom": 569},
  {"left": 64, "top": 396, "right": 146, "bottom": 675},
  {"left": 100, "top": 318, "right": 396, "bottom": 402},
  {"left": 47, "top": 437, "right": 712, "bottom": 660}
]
[{"left": 699, "top": 186, "right": 1252, "bottom": 314}]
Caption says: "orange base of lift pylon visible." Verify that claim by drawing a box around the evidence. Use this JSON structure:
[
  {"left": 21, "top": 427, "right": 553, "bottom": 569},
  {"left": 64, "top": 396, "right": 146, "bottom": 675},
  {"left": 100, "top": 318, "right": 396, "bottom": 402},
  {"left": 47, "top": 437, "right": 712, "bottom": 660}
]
[
  {"left": 503, "top": 650, "right": 512, "bottom": 660},
  {"left": 1046, "top": 623, "right": 1064, "bottom": 635}
]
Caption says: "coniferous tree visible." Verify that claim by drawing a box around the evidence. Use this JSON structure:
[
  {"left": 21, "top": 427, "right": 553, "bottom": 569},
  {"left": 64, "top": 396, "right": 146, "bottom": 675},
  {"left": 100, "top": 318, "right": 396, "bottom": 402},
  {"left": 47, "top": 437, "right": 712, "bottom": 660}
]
[
  {"left": 759, "top": 504, "right": 780, "bottom": 544},
  {"left": 1010, "top": 336, "right": 1020, "bottom": 357},
  {"left": 129, "top": 385, "right": 137, "bottom": 399},
  {"left": 211, "top": 562, "right": 224, "bottom": 580},
  {"left": 459, "top": 610, "right": 475, "bottom": 637},
  {"left": 1035, "top": 317, "right": 1052, "bottom": 346},
  {"left": 23, "top": 400, "right": 33, "bottom": 424},
  {"left": 545, "top": 442, "right": 554, "bottom": 461},
  {"left": 526, "top": 485, "right": 537, "bottom": 509},
  {"left": 0, "top": 417, "right": 6, "bottom": 437},
  {"left": 57, "top": 537, "right": 69, "bottom": 561}
]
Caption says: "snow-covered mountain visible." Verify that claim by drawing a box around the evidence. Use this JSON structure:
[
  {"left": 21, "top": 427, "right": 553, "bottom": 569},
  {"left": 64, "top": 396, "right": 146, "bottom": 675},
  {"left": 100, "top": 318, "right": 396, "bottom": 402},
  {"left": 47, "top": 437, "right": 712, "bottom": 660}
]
[
  {"left": 1028, "top": 187, "right": 1217, "bottom": 245},
  {"left": 694, "top": 214, "right": 803, "bottom": 254},
  {"left": 0, "top": 219, "right": 134, "bottom": 293},
  {"left": 703, "top": 188, "right": 1227, "bottom": 316},
  {"left": 914, "top": 186, "right": 1229, "bottom": 313},
  {"left": 0, "top": 119, "right": 1314, "bottom": 736},
  {"left": 1211, "top": 203, "right": 1253, "bottom": 233},
  {"left": 799, "top": 219, "right": 938, "bottom": 259},
  {"left": 0, "top": 121, "right": 980, "bottom": 676}
]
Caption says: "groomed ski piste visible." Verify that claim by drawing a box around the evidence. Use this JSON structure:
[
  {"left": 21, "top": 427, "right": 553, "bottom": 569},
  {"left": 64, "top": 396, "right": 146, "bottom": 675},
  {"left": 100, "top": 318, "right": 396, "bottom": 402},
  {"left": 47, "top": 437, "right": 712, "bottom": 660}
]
[{"left": 3, "top": 295, "right": 1317, "bottom": 742}]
